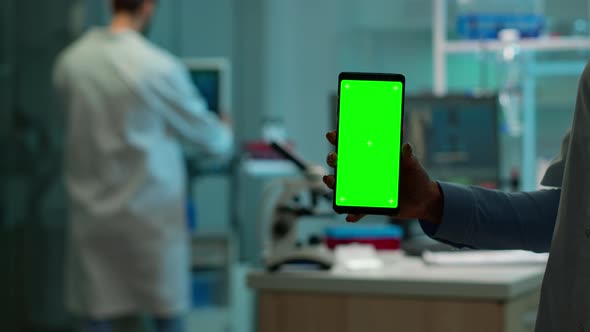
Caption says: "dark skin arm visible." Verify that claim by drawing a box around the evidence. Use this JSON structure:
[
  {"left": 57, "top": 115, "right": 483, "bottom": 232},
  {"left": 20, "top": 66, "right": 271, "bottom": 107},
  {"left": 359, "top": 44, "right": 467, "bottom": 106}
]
[{"left": 323, "top": 131, "right": 444, "bottom": 224}]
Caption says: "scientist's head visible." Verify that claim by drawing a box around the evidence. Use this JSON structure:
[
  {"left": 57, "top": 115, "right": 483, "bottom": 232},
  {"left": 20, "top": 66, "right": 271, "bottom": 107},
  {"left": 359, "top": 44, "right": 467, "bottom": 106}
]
[{"left": 111, "top": 0, "right": 157, "bottom": 35}]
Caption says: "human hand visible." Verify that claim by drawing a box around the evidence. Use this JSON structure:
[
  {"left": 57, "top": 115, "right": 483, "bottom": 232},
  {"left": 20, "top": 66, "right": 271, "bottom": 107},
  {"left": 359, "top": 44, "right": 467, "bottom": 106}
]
[{"left": 323, "top": 131, "right": 443, "bottom": 224}]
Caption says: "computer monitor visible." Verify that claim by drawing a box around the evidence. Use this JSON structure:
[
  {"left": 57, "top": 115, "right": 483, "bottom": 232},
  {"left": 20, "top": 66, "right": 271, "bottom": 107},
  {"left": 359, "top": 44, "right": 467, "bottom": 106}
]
[
  {"left": 404, "top": 94, "right": 500, "bottom": 188},
  {"left": 182, "top": 58, "right": 232, "bottom": 173},
  {"left": 329, "top": 93, "right": 500, "bottom": 187},
  {"left": 183, "top": 57, "right": 232, "bottom": 115}
]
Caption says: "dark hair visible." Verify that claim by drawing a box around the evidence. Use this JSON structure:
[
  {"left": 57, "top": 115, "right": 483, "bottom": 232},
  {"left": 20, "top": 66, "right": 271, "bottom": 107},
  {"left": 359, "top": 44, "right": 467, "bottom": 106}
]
[{"left": 112, "top": 0, "right": 147, "bottom": 13}]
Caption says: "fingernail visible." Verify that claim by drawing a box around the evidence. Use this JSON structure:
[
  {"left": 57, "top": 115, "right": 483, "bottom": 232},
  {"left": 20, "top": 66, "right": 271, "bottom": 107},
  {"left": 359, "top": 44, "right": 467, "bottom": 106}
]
[
  {"left": 402, "top": 143, "right": 413, "bottom": 157},
  {"left": 328, "top": 153, "right": 336, "bottom": 164}
]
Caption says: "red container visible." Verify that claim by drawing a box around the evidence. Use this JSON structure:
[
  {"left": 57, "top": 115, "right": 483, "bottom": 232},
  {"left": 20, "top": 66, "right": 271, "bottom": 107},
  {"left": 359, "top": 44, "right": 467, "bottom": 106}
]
[
  {"left": 243, "top": 141, "right": 295, "bottom": 159},
  {"left": 325, "top": 237, "right": 401, "bottom": 250}
]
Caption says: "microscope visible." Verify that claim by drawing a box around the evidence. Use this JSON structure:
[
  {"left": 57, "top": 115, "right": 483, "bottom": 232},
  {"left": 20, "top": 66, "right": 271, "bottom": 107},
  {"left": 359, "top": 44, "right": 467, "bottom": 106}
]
[{"left": 260, "top": 142, "right": 335, "bottom": 271}]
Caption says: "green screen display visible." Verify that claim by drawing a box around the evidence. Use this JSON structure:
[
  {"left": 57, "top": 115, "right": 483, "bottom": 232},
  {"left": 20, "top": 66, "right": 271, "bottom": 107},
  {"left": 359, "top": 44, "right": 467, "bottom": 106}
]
[{"left": 336, "top": 79, "right": 403, "bottom": 209}]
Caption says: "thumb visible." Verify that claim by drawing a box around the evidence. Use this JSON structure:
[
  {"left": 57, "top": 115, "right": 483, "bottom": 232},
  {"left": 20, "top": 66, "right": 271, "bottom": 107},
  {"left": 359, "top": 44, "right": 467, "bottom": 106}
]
[
  {"left": 401, "top": 143, "right": 415, "bottom": 167},
  {"left": 401, "top": 143, "right": 413, "bottom": 158}
]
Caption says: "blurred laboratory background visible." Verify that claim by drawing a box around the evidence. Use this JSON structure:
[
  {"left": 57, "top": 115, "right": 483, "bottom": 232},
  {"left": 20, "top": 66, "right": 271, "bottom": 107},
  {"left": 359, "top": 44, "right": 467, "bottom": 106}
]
[{"left": 1, "top": 0, "right": 589, "bottom": 331}]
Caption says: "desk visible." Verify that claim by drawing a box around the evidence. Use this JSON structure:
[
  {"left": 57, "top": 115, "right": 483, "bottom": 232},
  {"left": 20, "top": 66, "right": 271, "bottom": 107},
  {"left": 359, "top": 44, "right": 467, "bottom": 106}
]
[{"left": 248, "top": 256, "right": 545, "bottom": 332}]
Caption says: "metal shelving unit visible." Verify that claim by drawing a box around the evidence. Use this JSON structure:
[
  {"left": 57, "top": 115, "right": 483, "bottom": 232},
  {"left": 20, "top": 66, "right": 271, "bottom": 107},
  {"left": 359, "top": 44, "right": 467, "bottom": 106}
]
[
  {"left": 186, "top": 161, "right": 238, "bottom": 332},
  {"left": 443, "top": 36, "right": 590, "bottom": 53},
  {"left": 433, "top": 0, "right": 590, "bottom": 190},
  {"left": 189, "top": 231, "right": 236, "bottom": 332}
]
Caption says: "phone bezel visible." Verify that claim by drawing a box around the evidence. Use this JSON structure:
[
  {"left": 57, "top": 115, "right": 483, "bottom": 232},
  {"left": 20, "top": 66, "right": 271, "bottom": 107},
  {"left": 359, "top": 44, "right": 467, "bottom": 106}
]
[{"left": 333, "top": 72, "right": 405, "bottom": 215}]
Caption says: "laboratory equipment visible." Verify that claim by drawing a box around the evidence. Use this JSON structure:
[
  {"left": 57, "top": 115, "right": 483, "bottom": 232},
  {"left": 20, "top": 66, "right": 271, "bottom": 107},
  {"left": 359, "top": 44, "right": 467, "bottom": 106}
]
[
  {"left": 183, "top": 57, "right": 231, "bottom": 115},
  {"left": 261, "top": 116, "right": 288, "bottom": 143},
  {"left": 259, "top": 142, "right": 335, "bottom": 271},
  {"left": 497, "top": 29, "right": 524, "bottom": 137},
  {"left": 404, "top": 93, "right": 500, "bottom": 188}
]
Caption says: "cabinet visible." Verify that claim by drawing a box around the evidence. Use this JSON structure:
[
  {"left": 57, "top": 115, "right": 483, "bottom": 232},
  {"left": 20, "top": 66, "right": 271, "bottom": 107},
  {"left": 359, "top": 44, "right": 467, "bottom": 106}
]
[
  {"left": 257, "top": 291, "right": 539, "bottom": 332},
  {"left": 249, "top": 256, "right": 545, "bottom": 332}
]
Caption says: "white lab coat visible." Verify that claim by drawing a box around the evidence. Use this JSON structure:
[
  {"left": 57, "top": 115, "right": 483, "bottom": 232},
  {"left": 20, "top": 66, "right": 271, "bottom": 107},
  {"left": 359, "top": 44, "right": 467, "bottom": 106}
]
[
  {"left": 537, "top": 62, "right": 590, "bottom": 331},
  {"left": 53, "top": 28, "right": 232, "bottom": 318}
]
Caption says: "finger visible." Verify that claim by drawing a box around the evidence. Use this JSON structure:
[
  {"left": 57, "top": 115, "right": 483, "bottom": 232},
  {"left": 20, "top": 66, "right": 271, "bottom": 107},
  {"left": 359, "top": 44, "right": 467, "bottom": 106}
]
[
  {"left": 322, "top": 175, "right": 335, "bottom": 189},
  {"left": 400, "top": 143, "right": 414, "bottom": 167},
  {"left": 326, "top": 152, "right": 337, "bottom": 168},
  {"left": 402, "top": 143, "right": 413, "bottom": 158},
  {"left": 326, "top": 131, "right": 337, "bottom": 146},
  {"left": 346, "top": 214, "right": 365, "bottom": 223}
]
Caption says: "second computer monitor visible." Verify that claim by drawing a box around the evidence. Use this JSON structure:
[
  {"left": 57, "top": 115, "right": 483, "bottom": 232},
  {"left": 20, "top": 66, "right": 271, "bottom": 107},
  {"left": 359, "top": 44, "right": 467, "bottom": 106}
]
[{"left": 404, "top": 94, "right": 500, "bottom": 188}]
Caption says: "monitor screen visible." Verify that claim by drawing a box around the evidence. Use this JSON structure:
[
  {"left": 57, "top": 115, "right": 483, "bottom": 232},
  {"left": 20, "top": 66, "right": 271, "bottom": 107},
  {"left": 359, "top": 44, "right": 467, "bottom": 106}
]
[
  {"left": 187, "top": 69, "right": 221, "bottom": 114},
  {"left": 181, "top": 58, "right": 231, "bottom": 170},
  {"left": 405, "top": 94, "right": 500, "bottom": 188},
  {"left": 183, "top": 58, "right": 230, "bottom": 116}
]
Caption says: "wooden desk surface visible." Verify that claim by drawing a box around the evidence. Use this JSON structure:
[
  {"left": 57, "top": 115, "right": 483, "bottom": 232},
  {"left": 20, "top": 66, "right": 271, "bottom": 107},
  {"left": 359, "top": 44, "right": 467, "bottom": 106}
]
[{"left": 248, "top": 256, "right": 545, "bottom": 300}]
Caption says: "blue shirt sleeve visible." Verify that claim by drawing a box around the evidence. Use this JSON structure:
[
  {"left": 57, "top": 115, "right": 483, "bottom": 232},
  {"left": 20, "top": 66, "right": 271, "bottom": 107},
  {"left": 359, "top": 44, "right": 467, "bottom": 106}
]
[{"left": 420, "top": 182, "right": 561, "bottom": 253}]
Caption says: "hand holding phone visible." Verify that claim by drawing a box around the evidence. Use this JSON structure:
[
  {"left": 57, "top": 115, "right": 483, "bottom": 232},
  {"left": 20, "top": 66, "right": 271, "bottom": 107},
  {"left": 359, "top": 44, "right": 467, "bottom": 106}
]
[
  {"left": 324, "top": 73, "right": 443, "bottom": 222},
  {"left": 325, "top": 135, "right": 443, "bottom": 223}
]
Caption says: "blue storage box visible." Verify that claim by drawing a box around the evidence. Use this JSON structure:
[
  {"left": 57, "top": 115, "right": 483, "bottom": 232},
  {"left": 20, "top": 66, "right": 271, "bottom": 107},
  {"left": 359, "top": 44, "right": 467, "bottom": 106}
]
[
  {"left": 457, "top": 14, "right": 545, "bottom": 40},
  {"left": 190, "top": 271, "right": 217, "bottom": 308},
  {"left": 325, "top": 224, "right": 404, "bottom": 239},
  {"left": 325, "top": 224, "right": 404, "bottom": 250}
]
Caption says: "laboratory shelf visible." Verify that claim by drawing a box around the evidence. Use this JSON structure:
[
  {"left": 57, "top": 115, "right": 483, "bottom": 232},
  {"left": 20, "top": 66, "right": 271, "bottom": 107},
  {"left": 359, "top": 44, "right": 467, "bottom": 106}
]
[
  {"left": 191, "top": 232, "right": 234, "bottom": 269},
  {"left": 444, "top": 36, "right": 590, "bottom": 54}
]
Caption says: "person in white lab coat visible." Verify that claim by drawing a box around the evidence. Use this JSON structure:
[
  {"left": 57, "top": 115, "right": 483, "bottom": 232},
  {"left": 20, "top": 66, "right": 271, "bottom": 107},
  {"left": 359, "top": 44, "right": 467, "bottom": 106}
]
[
  {"left": 53, "top": 0, "right": 233, "bottom": 331},
  {"left": 324, "top": 62, "right": 590, "bottom": 331}
]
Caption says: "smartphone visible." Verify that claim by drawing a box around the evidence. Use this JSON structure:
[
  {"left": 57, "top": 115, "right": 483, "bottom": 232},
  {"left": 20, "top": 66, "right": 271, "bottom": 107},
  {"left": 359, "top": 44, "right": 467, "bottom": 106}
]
[{"left": 333, "top": 72, "right": 405, "bottom": 215}]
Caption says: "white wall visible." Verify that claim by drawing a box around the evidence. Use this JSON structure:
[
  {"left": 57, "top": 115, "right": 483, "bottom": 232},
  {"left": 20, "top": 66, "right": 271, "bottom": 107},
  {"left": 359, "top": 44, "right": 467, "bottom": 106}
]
[
  {"left": 256, "top": 0, "right": 460, "bottom": 164},
  {"left": 262, "top": 0, "right": 345, "bottom": 163}
]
